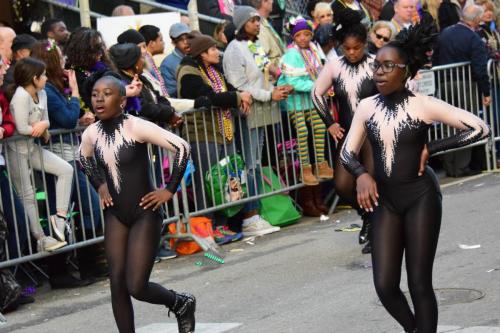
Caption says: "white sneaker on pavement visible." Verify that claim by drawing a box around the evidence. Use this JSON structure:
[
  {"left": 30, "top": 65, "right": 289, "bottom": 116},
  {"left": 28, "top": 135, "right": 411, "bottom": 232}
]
[
  {"left": 37, "top": 236, "right": 67, "bottom": 252},
  {"left": 242, "top": 215, "right": 280, "bottom": 237},
  {"left": 49, "top": 215, "right": 67, "bottom": 242}
]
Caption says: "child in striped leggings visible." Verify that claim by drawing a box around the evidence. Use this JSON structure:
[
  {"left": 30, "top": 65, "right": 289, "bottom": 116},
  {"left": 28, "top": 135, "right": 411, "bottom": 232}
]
[{"left": 278, "top": 16, "right": 334, "bottom": 185}]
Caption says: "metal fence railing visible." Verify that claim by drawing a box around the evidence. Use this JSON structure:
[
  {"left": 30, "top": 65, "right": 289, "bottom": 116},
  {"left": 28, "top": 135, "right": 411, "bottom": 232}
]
[{"left": 0, "top": 60, "right": 498, "bottom": 270}]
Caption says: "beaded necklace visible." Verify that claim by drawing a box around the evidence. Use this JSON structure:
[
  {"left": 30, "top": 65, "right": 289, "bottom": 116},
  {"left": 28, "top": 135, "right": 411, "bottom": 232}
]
[
  {"left": 295, "top": 42, "right": 323, "bottom": 80},
  {"left": 145, "top": 52, "right": 169, "bottom": 97},
  {"left": 199, "top": 65, "right": 233, "bottom": 141}
]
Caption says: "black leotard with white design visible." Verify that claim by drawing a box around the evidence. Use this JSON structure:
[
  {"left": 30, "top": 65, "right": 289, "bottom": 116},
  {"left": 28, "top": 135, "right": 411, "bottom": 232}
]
[{"left": 79, "top": 114, "right": 190, "bottom": 224}]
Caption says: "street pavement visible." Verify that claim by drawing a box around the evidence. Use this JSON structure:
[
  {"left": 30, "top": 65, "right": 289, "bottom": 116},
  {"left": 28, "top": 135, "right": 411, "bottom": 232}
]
[{"left": 1, "top": 173, "right": 500, "bottom": 333}]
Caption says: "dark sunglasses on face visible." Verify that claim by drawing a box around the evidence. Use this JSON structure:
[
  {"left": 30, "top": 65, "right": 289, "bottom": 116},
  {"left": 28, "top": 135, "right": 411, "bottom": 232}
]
[
  {"left": 369, "top": 60, "right": 407, "bottom": 73},
  {"left": 375, "top": 33, "right": 390, "bottom": 43}
]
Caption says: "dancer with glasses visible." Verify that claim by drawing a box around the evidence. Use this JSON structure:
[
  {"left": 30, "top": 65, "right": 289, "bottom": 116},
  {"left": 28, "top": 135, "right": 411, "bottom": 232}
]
[
  {"left": 340, "top": 22, "right": 489, "bottom": 332},
  {"left": 312, "top": 9, "right": 378, "bottom": 253},
  {"left": 368, "top": 21, "right": 395, "bottom": 55}
]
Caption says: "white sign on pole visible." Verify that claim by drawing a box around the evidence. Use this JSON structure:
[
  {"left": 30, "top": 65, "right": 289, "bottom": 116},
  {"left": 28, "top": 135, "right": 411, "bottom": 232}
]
[
  {"left": 96, "top": 12, "right": 181, "bottom": 49},
  {"left": 415, "top": 70, "right": 435, "bottom": 95}
]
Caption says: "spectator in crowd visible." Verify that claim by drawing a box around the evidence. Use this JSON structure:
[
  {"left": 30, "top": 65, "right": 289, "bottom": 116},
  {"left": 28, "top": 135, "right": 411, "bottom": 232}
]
[
  {"left": 269, "top": 0, "right": 287, "bottom": 35},
  {"left": 438, "top": 0, "right": 462, "bottom": 30},
  {"left": 137, "top": 25, "right": 196, "bottom": 113},
  {"left": 0, "top": 27, "right": 16, "bottom": 64},
  {"left": 421, "top": 0, "right": 442, "bottom": 27},
  {"left": 29, "top": 40, "right": 110, "bottom": 282},
  {"left": 312, "top": 9, "right": 378, "bottom": 253},
  {"left": 111, "top": 4, "right": 135, "bottom": 16},
  {"left": 40, "top": 19, "right": 70, "bottom": 51},
  {"left": 476, "top": 0, "right": 500, "bottom": 58},
  {"left": 0, "top": 57, "right": 28, "bottom": 260},
  {"left": 7, "top": 57, "right": 73, "bottom": 253},
  {"left": 312, "top": 2, "right": 334, "bottom": 28},
  {"left": 65, "top": 28, "right": 115, "bottom": 113},
  {"left": 278, "top": 16, "right": 333, "bottom": 187},
  {"left": 223, "top": 6, "right": 288, "bottom": 236},
  {"left": 433, "top": 4, "right": 491, "bottom": 177},
  {"left": 379, "top": 0, "right": 396, "bottom": 20},
  {"left": 181, "top": 13, "right": 191, "bottom": 27},
  {"left": 1, "top": 34, "right": 36, "bottom": 91},
  {"left": 314, "top": 23, "right": 338, "bottom": 60},
  {"left": 197, "top": 0, "right": 235, "bottom": 36},
  {"left": 306, "top": 0, "right": 332, "bottom": 19},
  {"left": 331, "top": 0, "right": 372, "bottom": 28},
  {"left": 177, "top": 33, "right": 252, "bottom": 242},
  {"left": 367, "top": 21, "right": 395, "bottom": 54},
  {"left": 390, "top": 0, "right": 417, "bottom": 32},
  {"left": 160, "top": 23, "right": 192, "bottom": 97},
  {"left": 109, "top": 43, "right": 181, "bottom": 127},
  {"left": 249, "top": 0, "right": 286, "bottom": 68},
  {"left": 213, "top": 21, "right": 230, "bottom": 52}
]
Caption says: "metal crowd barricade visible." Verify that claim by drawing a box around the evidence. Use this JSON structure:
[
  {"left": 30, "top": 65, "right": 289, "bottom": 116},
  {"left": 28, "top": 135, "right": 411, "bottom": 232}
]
[
  {"left": 428, "top": 61, "right": 496, "bottom": 171},
  {"left": 488, "top": 59, "right": 500, "bottom": 167},
  {"left": 1, "top": 60, "right": 499, "bottom": 269}
]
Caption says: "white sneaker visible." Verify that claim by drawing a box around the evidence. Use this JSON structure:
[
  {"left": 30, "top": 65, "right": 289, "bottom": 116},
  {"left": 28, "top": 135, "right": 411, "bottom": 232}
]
[
  {"left": 50, "top": 215, "right": 67, "bottom": 242},
  {"left": 37, "top": 236, "right": 67, "bottom": 252},
  {"left": 242, "top": 215, "right": 280, "bottom": 237}
]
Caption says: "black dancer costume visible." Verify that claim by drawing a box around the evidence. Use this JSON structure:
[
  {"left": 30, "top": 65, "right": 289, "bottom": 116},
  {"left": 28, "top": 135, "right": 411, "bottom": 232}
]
[
  {"left": 79, "top": 113, "right": 195, "bottom": 332},
  {"left": 341, "top": 89, "right": 489, "bottom": 331},
  {"left": 312, "top": 11, "right": 379, "bottom": 248}
]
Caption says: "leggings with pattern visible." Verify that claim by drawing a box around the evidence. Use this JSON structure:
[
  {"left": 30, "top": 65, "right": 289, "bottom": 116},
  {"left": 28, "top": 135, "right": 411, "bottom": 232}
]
[{"left": 289, "top": 109, "right": 326, "bottom": 166}]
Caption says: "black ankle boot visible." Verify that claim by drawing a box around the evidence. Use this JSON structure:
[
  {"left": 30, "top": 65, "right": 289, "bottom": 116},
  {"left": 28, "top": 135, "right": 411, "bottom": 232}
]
[
  {"left": 359, "top": 213, "right": 372, "bottom": 244},
  {"left": 169, "top": 292, "right": 196, "bottom": 333}
]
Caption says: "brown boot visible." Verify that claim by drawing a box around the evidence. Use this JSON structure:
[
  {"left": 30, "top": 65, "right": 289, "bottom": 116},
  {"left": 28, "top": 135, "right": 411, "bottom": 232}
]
[
  {"left": 301, "top": 165, "right": 319, "bottom": 186},
  {"left": 297, "top": 187, "right": 323, "bottom": 217},
  {"left": 316, "top": 161, "right": 334, "bottom": 179},
  {"left": 312, "top": 184, "right": 328, "bottom": 214}
]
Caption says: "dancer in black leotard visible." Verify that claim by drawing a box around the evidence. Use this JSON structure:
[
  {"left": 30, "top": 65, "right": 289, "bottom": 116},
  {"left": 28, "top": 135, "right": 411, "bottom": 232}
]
[
  {"left": 79, "top": 76, "right": 195, "bottom": 333},
  {"left": 312, "top": 9, "right": 378, "bottom": 252},
  {"left": 340, "top": 23, "right": 489, "bottom": 332}
]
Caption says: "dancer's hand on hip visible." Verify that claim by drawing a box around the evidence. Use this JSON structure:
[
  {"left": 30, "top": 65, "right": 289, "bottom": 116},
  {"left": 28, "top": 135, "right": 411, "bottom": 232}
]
[
  {"left": 140, "top": 189, "right": 173, "bottom": 211},
  {"left": 98, "top": 184, "right": 114, "bottom": 208},
  {"left": 418, "top": 144, "right": 429, "bottom": 176},
  {"left": 356, "top": 173, "right": 379, "bottom": 212}
]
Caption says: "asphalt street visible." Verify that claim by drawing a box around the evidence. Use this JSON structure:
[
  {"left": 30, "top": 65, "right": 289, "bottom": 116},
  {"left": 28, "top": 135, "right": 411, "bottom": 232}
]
[{"left": 1, "top": 173, "right": 500, "bottom": 333}]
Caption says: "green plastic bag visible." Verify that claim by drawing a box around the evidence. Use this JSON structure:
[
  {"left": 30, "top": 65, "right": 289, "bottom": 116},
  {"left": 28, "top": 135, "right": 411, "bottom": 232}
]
[
  {"left": 205, "top": 154, "right": 247, "bottom": 217},
  {"left": 260, "top": 166, "right": 301, "bottom": 226}
]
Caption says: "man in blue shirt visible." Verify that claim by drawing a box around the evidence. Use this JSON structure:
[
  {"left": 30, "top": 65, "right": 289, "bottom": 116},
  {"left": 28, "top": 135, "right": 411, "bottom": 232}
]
[{"left": 160, "top": 23, "right": 192, "bottom": 97}]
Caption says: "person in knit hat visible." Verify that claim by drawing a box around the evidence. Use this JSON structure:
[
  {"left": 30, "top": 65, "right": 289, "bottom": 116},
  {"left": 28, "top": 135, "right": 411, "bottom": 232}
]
[
  {"left": 223, "top": 5, "right": 291, "bottom": 237},
  {"left": 176, "top": 33, "right": 253, "bottom": 243},
  {"left": 117, "top": 29, "right": 147, "bottom": 53},
  {"left": 109, "top": 43, "right": 179, "bottom": 127},
  {"left": 278, "top": 16, "right": 333, "bottom": 216}
]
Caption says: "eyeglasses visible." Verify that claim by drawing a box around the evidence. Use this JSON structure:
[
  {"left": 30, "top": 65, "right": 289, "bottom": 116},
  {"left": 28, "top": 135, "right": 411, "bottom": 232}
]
[
  {"left": 375, "top": 33, "right": 390, "bottom": 42},
  {"left": 369, "top": 61, "right": 407, "bottom": 73}
]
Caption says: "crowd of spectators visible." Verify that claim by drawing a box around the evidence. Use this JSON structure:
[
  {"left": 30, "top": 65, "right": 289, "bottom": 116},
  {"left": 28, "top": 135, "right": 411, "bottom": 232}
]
[{"left": 0, "top": 0, "right": 498, "bottom": 314}]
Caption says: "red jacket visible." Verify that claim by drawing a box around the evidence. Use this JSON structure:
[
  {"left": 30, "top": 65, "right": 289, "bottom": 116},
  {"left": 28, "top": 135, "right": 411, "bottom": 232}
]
[{"left": 0, "top": 91, "right": 15, "bottom": 137}]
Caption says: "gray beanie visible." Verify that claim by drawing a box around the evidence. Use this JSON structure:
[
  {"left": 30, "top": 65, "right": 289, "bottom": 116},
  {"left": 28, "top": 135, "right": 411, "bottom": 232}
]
[{"left": 233, "top": 6, "right": 260, "bottom": 33}]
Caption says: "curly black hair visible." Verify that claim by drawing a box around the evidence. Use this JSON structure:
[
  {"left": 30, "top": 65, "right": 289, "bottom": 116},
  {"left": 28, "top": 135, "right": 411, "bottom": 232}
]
[
  {"left": 333, "top": 8, "right": 367, "bottom": 44},
  {"left": 65, "top": 27, "right": 113, "bottom": 70},
  {"left": 384, "top": 16, "right": 438, "bottom": 79}
]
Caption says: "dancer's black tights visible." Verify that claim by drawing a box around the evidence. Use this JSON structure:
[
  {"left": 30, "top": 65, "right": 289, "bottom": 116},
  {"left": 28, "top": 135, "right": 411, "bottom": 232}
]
[
  {"left": 371, "top": 188, "right": 442, "bottom": 333},
  {"left": 105, "top": 211, "right": 176, "bottom": 333}
]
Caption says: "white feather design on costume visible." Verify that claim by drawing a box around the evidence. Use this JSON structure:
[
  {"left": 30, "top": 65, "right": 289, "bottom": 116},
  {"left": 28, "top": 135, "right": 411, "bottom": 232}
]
[
  {"left": 339, "top": 57, "right": 373, "bottom": 114},
  {"left": 369, "top": 98, "right": 421, "bottom": 176},
  {"left": 95, "top": 122, "right": 134, "bottom": 193}
]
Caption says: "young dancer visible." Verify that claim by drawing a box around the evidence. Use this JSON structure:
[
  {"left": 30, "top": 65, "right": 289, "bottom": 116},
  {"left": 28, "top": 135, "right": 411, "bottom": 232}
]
[
  {"left": 312, "top": 9, "right": 378, "bottom": 251},
  {"left": 340, "top": 23, "right": 489, "bottom": 332},
  {"left": 79, "top": 75, "right": 195, "bottom": 333}
]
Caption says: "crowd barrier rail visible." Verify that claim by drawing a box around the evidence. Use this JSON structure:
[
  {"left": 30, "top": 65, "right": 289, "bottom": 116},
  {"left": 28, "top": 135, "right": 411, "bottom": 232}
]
[{"left": 0, "top": 60, "right": 498, "bottom": 270}]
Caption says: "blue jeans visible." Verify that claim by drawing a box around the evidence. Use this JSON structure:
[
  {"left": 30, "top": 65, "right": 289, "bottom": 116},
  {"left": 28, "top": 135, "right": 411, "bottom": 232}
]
[
  {"left": 240, "top": 120, "right": 265, "bottom": 212},
  {"left": 0, "top": 167, "right": 28, "bottom": 259}
]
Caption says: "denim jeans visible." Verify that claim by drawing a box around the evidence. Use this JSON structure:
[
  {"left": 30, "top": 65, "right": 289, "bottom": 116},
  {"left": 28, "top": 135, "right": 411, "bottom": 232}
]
[
  {"left": 0, "top": 167, "right": 28, "bottom": 259},
  {"left": 239, "top": 120, "right": 265, "bottom": 212}
]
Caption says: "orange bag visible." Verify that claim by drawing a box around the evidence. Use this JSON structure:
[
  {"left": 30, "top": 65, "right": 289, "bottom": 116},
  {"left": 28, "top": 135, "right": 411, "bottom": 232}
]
[{"left": 168, "top": 217, "right": 213, "bottom": 255}]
